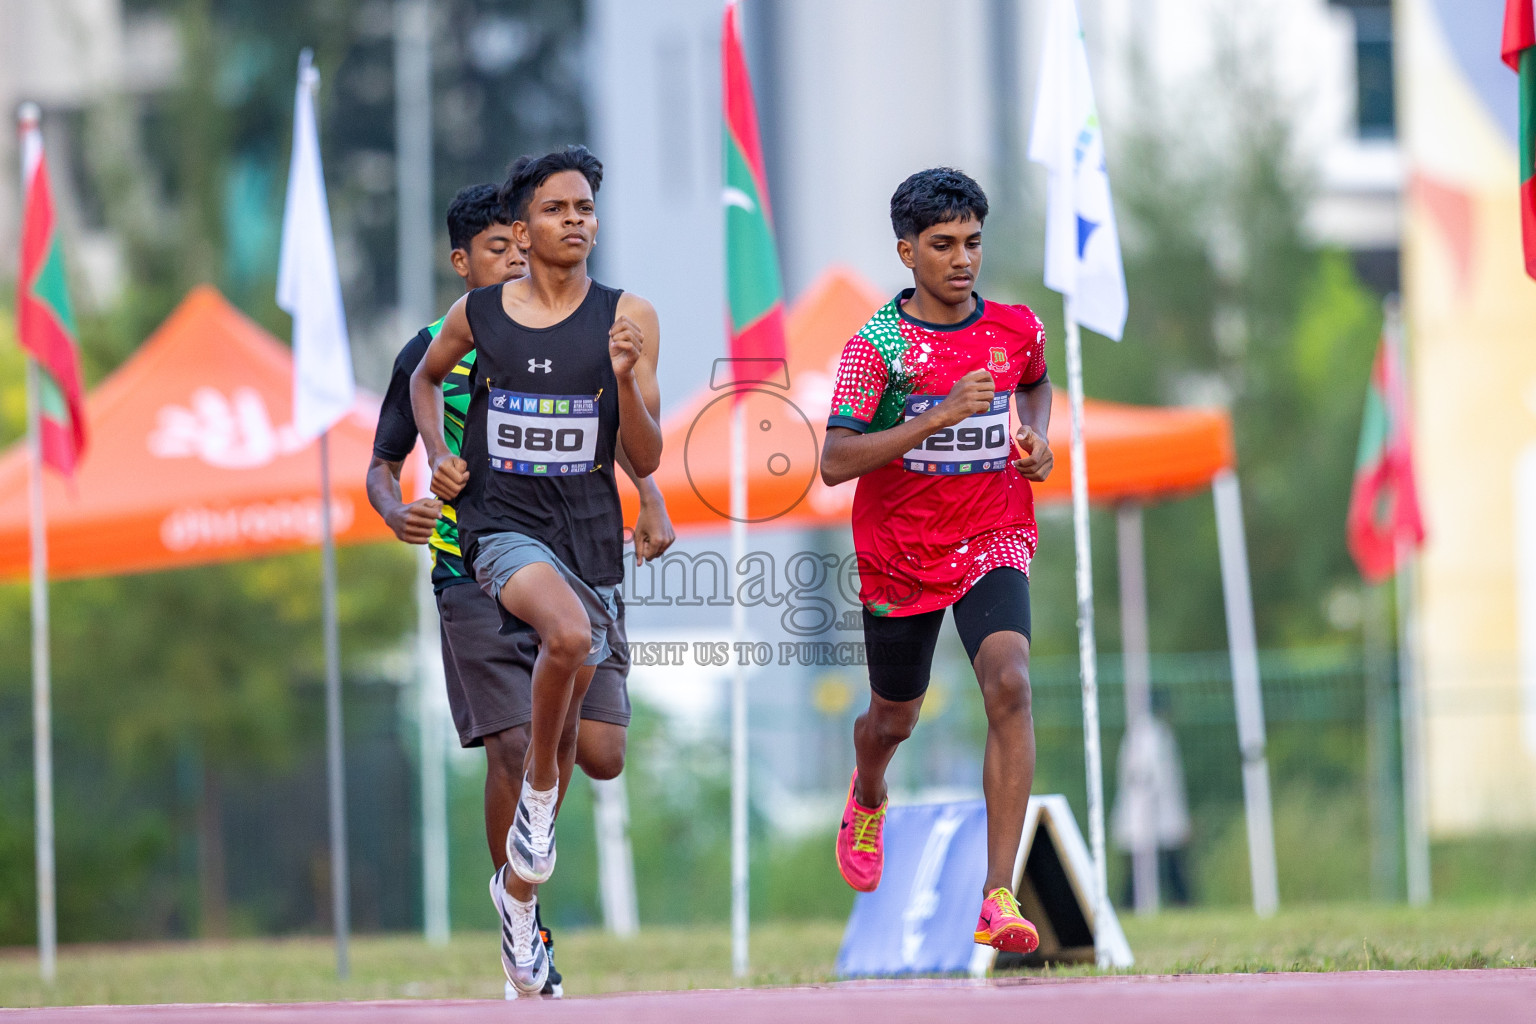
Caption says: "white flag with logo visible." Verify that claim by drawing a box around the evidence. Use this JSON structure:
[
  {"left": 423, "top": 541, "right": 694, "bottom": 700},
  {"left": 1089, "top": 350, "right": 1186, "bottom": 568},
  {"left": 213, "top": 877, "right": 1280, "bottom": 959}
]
[
  {"left": 278, "top": 50, "right": 356, "bottom": 439},
  {"left": 1028, "top": 0, "right": 1128, "bottom": 342}
]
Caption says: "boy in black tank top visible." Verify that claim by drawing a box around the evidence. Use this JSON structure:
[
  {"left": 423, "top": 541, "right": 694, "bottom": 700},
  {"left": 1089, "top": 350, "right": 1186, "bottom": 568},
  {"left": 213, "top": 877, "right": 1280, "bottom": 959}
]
[
  {"left": 410, "top": 146, "right": 663, "bottom": 996},
  {"left": 369, "top": 183, "right": 675, "bottom": 999}
]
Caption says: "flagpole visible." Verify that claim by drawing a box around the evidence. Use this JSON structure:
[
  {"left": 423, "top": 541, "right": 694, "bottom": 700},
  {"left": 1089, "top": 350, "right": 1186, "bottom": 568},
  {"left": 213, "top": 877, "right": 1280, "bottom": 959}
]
[
  {"left": 393, "top": 0, "right": 450, "bottom": 946},
  {"left": 280, "top": 51, "right": 354, "bottom": 978},
  {"left": 19, "top": 101, "right": 57, "bottom": 987},
  {"left": 729, "top": 399, "right": 749, "bottom": 978},
  {"left": 318, "top": 432, "right": 350, "bottom": 977},
  {"left": 1062, "top": 297, "right": 1110, "bottom": 963},
  {"left": 1396, "top": 540, "right": 1430, "bottom": 905},
  {"left": 1213, "top": 469, "right": 1280, "bottom": 917},
  {"left": 25, "top": 357, "right": 57, "bottom": 985},
  {"left": 415, "top": 544, "right": 450, "bottom": 946},
  {"left": 1386, "top": 302, "right": 1431, "bottom": 906}
]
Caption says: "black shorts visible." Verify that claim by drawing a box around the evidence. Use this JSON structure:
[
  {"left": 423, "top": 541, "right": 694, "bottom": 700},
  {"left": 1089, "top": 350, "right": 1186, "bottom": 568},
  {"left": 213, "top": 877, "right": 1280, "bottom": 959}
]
[
  {"left": 436, "top": 582, "right": 632, "bottom": 748},
  {"left": 862, "top": 567, "right": 1031, "bottom": 703}
]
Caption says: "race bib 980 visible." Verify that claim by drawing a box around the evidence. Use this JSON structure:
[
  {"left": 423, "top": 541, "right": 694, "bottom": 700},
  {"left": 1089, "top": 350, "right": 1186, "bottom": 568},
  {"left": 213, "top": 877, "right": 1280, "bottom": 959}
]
[
  {"left": 487, "top": 388, "right": 599, "bottom": 475},
  {"left": 901, "top": 392, "right": 1012, "bottom": 475}
]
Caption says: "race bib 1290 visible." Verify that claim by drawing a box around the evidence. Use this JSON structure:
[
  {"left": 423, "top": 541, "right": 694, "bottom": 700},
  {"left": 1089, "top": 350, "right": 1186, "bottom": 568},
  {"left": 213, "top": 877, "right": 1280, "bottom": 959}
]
[
  {"left": 901, "top": 392, "right": 1012, "bottom": 474},
  {"left": 486, "top": 388, "right": 599, "bottom": 475}
]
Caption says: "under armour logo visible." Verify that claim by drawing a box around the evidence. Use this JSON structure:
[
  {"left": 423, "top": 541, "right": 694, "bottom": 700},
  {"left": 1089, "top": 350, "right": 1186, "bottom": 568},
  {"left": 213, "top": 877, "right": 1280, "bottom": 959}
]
[{"left": 528, "top": 359, "right": 552, "bottom": 373}]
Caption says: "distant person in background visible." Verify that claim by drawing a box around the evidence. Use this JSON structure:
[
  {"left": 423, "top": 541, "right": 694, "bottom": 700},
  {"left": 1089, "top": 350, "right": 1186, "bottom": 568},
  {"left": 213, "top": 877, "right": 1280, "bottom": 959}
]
[
  {"left": 1111, "top": 691, "right": 1192, "bottom": 907},
  {"left": 367, "top": 182, "right": 673, "bottom": 998}
]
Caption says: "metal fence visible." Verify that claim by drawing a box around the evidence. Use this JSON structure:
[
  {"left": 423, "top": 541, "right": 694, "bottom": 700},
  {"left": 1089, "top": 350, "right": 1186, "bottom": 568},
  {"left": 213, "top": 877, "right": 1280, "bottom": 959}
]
[{"left": 5, "top": 644, "right": 1533, "bottom": 945}]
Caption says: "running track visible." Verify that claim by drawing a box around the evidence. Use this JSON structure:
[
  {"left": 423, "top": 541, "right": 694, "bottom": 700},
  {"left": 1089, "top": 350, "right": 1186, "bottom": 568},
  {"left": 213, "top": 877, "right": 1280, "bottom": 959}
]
[{"left": 3, "top": 971, "right": 1532, "bottom": 1023}]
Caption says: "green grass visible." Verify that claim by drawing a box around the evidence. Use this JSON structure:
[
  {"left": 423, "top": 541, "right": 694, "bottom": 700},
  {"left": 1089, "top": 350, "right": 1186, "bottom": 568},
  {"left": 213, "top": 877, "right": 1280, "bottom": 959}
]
[
  {"left": 1116, "top": 900, "right": 1536, "bottom": 974},
  {"left": 3, "top": 899, "right": 1536, "bottom": 1007},
  {"left": 0, "top": 921, "right": 846, "bottom": 1008}
]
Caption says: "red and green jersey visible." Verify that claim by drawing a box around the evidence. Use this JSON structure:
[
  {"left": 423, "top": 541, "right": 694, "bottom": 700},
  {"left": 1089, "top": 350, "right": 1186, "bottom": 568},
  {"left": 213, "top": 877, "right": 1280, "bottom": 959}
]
[{"left": 828, "top": 291, "right": 1049, "bottom": 616}]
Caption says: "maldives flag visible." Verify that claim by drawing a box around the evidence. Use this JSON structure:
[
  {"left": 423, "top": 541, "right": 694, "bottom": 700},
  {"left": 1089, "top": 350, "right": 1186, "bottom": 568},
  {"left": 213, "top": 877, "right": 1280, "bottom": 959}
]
[
  {"left": 721, "top": 1, "right": 786, "bottom": 366},
  {"left": 16, "top": 109, "right": 87, "bottom": 475},
  {"left": 1347, "top": 324, "right": 1425, "bottom": 584},
  {"left": 1504, "top": 0, "right": 1536, "bottom": 279}
]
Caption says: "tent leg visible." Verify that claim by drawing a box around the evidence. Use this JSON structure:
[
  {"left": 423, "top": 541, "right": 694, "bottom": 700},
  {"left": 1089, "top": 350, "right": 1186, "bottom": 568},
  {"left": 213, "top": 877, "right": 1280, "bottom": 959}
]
[
  {"left": 1363, "top": 581, "right": 1402, "bottom": 902},
  {"left": 1117, "top": 503, "right": 1158, "bottom": 916},
  {"left": 417, "top": 546, "right": 450, "bottom": 945},
  {"left": 320, "top": 433, "right": 351, "bottom": 977},
  {"left": 593, "top": 775, "right": 640, "bottom": 936},
  {"left": 1212, "top": 470, "right": 1279, "bottom": 917},
  {"left": 1396, "top": 543, "right": 1431, "bottom": 906}
]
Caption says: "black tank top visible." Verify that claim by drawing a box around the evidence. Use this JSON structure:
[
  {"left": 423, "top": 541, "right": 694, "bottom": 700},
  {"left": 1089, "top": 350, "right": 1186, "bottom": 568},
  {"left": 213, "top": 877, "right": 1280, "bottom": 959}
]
[{"left": 457, "top": 280, "right": 624, "bottom": 587}]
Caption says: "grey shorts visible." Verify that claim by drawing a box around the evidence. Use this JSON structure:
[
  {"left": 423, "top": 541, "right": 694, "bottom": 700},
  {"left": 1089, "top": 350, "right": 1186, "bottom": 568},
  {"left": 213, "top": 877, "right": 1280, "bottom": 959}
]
[
  {"left": 437, "top": 581, "right": 632, "bottom": 748},
  {"left": 472, "top": 531, "right": 622, "bottom": 666}
]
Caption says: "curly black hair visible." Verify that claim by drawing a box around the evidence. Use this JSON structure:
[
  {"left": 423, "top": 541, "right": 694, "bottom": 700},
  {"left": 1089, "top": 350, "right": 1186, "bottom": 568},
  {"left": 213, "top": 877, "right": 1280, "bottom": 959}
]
[
  {"left": 889, "top": 167, "right": 989, "bottom": 240},
  {"left": 445, "top": 183, "right": 508, "bottom": 252},
  {"left": 497, "top": 144, "right": 604, "bottom": 223}
]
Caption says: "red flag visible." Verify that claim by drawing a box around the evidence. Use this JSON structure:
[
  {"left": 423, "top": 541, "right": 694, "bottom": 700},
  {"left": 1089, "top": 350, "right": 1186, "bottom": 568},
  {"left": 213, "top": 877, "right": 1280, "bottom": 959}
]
[
  {"left": 1503, "top": 0, "right": 1536, "bottom": 278},
  {"left": 722, "top": 1, "right": 786, "bottom": 366},
  {"left": 1347, "top": 320, "right": 1425, "bottom": 583},
  {"left": 1503, "top": 0, "right": 1535, "bottom": 70},
  {"left": 17, "top": 108, "right": 87, "bottom": 475}
]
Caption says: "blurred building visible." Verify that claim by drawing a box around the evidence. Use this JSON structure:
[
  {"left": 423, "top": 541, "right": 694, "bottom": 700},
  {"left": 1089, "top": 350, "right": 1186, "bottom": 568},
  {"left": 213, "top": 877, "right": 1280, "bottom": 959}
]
[
  {"left": 586, "top": 0, "right": 1014, "bottom": 809},
  {"left": 1399, "top": 0, "right": 1536, "bottom": 833},
  {"left": 1091, "top": 0, "right": 1402, "bottom": 291},
  {"left": 588, "top": 0, "right": 1402, "bottom": 406},
  {"left": 586, "top": 0, "right": 1412, "bottom": 809},
  {"left": 586, "top": 0, "right": 727, "bottom": 407},
  {"left": 0, "top": 0, "right": 179, "bottom": 307},
  {"left": 588, "top": 0, "right": 1031, "bottom": 405}
]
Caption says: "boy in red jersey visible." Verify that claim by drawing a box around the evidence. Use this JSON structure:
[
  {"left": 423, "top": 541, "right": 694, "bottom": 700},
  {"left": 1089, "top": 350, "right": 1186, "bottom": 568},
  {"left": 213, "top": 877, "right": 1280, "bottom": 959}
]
[{"left": 823, "top": 167, "right": 1054, "bottom": 954}]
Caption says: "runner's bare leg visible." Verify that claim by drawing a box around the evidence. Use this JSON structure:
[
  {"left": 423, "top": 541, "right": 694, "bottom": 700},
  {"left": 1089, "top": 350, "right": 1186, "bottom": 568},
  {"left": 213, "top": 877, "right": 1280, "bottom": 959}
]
[
  {"left": 495, "top": 564, "right": 594, "bottom": 902},
  {"left": 576, "top": 721, "right": 627, "bottom": 780},
  {"left": 972, "top": 630, "right": 1036, "bottom": 894},
  {"left": 495, "top": 562, "right": 589, "bottom": 788},
  {"left": 554, "top": 666, "right": 596, "bottom": 813},
  {"left": 853, "top": 692, "right": 926, "bottom": 808},
  {"left": 483, "top": 725, "right": 530, "bottom": 869}
]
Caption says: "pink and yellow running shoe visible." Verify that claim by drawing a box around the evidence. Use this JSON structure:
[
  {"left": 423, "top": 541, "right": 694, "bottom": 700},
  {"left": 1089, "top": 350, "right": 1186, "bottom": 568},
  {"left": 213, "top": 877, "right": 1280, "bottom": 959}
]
[
  {"left": 974, "top": 887, "right": 1040, "bottom": 954},
  {"left": 835, "top": 771, "right": 887, "bottom": 892}
]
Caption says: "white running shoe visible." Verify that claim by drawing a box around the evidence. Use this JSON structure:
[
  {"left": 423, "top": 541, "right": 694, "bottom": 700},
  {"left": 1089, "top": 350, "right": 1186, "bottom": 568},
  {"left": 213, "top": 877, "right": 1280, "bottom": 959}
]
[
  {"left": 490, "top": 864, "right": 548, "bottom": 997},
  {"left": 506, "top": 776, "right": 558, "bottom": 884}
]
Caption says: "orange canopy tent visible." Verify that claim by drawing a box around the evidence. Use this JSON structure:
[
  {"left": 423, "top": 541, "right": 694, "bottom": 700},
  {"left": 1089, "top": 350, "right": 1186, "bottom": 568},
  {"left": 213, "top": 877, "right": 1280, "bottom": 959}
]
[
  {"left": 2, "top": 273, "right": 1237, "bottom": 577},
  {"left": 623, "top": 268, "right": 1235, "bottom": 531},
  {"left": 0, "top": 286, "right": 403, "bottom": 581}
]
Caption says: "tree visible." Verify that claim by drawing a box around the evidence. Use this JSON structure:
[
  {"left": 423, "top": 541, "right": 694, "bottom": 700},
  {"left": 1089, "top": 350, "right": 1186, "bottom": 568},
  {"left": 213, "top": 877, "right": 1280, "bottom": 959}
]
[
  {"left": 1015, "top": 26, "right": 1384, "bottom": 658},
  {"left": 0, "top": 0, "right": 592, "bottom": 939}
]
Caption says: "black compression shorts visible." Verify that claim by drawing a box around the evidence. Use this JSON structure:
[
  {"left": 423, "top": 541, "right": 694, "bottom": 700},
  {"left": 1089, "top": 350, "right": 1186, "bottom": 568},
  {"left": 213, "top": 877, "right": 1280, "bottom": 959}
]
[{"left": 861, "top": 567, "right": 1032, "bottom": 703}]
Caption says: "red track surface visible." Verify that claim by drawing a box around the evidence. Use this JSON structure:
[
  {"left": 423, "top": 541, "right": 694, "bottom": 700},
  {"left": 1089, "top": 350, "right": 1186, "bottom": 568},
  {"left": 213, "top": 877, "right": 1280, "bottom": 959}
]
[{"left": 3, "top": 970, "right": 1532, "bottom": 1023}]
